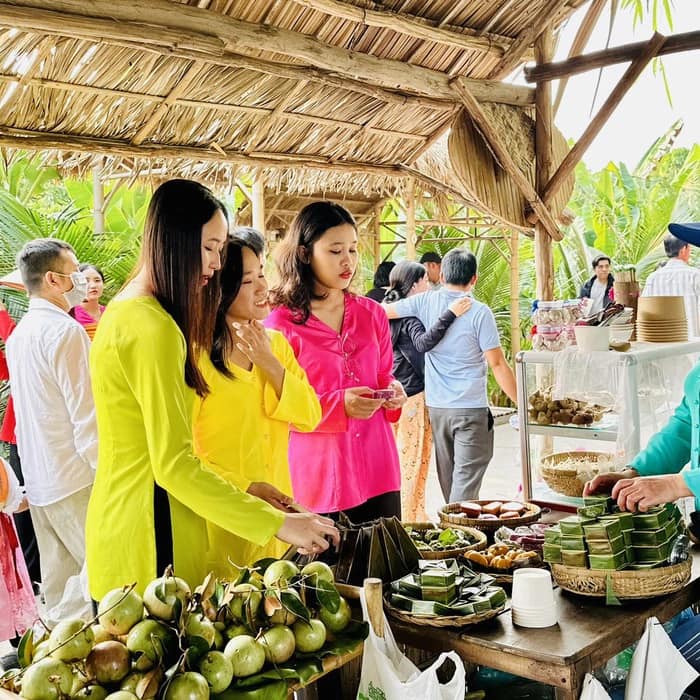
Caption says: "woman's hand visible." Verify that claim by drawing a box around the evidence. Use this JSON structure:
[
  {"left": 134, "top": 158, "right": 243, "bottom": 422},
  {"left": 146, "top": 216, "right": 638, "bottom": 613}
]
[
  {"left": 583, "top": 469, "right": 639, "bottom": 496},
  {"left": 383, "top": 380, "right": 407, "bottom": 410},
  {"left": 233, "top": 321, "right": 277, "bottom": 371},
  {"left": 612, "top": 474, "right": 693, "bottom": 513},
  {"left": 344, "top": 386, "right": 384, "bottom": 419},
  {"left": 248, "top": 482, "right": 293, "bottom": 512},
  {"left": 276, "top": 512, "right": 340, "bottom": 555},
  {"left": 448, "top": 295, "right": 472, "bottom": 317}
]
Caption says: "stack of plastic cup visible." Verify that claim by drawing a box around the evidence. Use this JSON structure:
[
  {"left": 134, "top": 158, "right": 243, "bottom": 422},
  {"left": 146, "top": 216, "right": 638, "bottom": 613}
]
[{"left": 511, "top": 568, "right": 558, "bottom": 628}]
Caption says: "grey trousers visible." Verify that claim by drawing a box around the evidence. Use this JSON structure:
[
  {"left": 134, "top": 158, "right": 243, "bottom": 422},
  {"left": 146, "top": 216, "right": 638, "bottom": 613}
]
[{"left": 428, "top": 407, "right": 494, "bottom": 503}]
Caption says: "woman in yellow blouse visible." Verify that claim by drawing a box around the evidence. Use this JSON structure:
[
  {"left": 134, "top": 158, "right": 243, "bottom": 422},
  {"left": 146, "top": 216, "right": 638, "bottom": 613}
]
[
  {"left": 86, "top": 180, "right": 337, "bottom": 600},
  {"left": 194, "top": 229, "right": 322, "bottom": 575}
]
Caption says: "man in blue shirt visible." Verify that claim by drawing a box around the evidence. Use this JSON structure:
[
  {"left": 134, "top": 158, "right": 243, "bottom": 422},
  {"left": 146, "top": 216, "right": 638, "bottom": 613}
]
[{"left": 385, "top": 248, "right": 517, "bottom": 502}]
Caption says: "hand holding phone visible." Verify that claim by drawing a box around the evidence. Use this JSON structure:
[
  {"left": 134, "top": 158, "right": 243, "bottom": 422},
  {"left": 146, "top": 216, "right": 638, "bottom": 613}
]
[{"left": 371, "top": 389, "right": 396, "bottom": 400}]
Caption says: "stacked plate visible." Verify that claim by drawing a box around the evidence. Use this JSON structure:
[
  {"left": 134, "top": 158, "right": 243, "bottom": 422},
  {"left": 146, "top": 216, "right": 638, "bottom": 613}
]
[
  {"left": 510, "top": 568, "right": 558, "bottom": 628},
  {"left": 637, "top": 296, "right": 688, "bottom": 342}
]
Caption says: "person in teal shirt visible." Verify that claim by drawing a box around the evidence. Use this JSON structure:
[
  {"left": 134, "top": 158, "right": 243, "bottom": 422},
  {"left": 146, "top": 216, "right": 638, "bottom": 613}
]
[{"left": 585, "top": 221, "right": 700, "bottom": 511}]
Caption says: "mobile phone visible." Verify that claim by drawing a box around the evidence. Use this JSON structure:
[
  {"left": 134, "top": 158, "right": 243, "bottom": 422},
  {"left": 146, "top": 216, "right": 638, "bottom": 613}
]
[{"left": 372, "top": 389, "right": 396, "bottom": 400}]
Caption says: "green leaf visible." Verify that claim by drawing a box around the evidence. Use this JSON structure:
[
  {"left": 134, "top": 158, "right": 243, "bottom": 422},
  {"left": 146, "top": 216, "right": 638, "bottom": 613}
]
[
  {"left": 185, "top": 635, "right": 211, "bottom": 667},
  {"left": 315, "top": 579, "right": 340, "bottom": 614},
  {"left": 605, "top": 573, "right": 622, "bottom": 606},
  {"left": 17, "top": 627, "right": 34, "bottom": 668},
  {"left": 251, "top": 558, "right": 278, "bottom": 575},
  {"left": 214, "top": 679, "right": 288, "bottom": 699},
  {"left": 437, "top": 528, "right": 458, "bottom": 547},
  {"left": 280, "top": 591, "right": 311, "bottom": 623}
]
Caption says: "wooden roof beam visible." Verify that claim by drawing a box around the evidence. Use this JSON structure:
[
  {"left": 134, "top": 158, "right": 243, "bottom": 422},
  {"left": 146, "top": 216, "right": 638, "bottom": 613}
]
[
  {"left": 450, "top": 76, "right": 562, "bottom": 241},
  {"left": 296, "top": 0, "right": 525, "bottom": 59},
  {"left": 487, "top": 0, "right": 572, "bottom": 80},
  {"left": 526, "top": 29, "right": 700, "bottom": 82},
  {"left": 0, "top": 0, "right": 535, "bottom": 106},
  {"left": 539, "top": 32, "right": 666, "bottom": 209}
]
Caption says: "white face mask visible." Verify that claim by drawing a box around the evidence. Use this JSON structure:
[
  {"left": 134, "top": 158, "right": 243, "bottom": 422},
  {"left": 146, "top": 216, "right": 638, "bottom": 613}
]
[{"left": 52, "top": 271, "right": 88, "bottom": 309}]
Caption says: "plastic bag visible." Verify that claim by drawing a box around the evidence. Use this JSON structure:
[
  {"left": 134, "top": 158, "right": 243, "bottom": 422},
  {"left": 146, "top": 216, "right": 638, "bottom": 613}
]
[
  {"left": 581, "top": 673, "right": 613, "bottom": 700},
  {"left": 357, "top": 590, "right": 466, "bottom": 700},
  {"left": 625, "top": 617, "right": 698, "bottom": 700}
]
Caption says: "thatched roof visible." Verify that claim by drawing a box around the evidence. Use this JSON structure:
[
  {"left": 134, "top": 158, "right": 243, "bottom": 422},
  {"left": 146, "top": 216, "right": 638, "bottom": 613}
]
[{"left": 0, "top": 0, "right": 589, "bottom": 221}]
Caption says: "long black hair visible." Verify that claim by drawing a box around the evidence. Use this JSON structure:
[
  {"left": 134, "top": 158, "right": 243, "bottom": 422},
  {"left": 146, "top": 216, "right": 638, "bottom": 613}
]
[
  {"left": 269, "top": 201, "right": 356, "bottom": 323},
  {"left": 384, "top": 261, "right": 426, "bottom": 303},
  {"left": 139, "top": 179, "right": 228, "bottom": 397},
  {"left": 210, "top": 228, "right": 265, "bottom": 379}
]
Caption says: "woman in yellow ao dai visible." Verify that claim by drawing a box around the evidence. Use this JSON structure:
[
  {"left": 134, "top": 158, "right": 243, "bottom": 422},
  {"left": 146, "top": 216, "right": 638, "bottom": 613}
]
[{"left": 193, "top": 229, "right": 321, "bottom": 576}]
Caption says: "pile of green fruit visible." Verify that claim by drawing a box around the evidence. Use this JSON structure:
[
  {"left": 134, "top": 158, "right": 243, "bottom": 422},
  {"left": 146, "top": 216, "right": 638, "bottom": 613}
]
[
  {"left": 403, "top": 525, "right": 477, "bottom": 552},
  {"left": 0, "top": 561, "right": 367, "bottom": 700}
]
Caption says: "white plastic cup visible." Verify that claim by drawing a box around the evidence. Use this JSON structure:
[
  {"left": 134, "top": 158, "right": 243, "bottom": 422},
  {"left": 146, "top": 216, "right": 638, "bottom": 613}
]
[
  {"left": 511, "top": 568, "right": 555, "bottom": 611},
  {"left": 574, "top": 325, "right": 610, "bottom": 352}
]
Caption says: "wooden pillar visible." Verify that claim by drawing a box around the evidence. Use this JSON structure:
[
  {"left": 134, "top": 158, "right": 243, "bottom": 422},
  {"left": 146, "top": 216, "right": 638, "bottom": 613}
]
[
  {"left": 405, "top": 179, "right": 417, "bottom": 260},
  {"left": 534, "top": 30, "right": 555, "bottom": 301},
  {"left": 252, "top": 174, "right": 265, "bottom": 238},
  {"left": 92, "top": 161, "right": 104, "bottom": 235},
  {"left": 373, "top": 204, "right": 382, "bottom": 267},
  {"left": 509, "top": 229, "right": 521, "bottom": 358}
]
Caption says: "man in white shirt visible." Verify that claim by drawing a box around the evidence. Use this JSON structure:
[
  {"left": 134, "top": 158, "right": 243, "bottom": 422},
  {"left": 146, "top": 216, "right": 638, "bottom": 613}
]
[
  {"left": 579, "top": 255, "right": 614, "bottom": 315},
  {"left": 420, "top": 251, "right": 442, "bottom": 290},
  {"left": 6, "top": 239, "right": 96, "bottom": 622},
  {"left": 642, "top": 233, "right": 700, "bottom": 338}
]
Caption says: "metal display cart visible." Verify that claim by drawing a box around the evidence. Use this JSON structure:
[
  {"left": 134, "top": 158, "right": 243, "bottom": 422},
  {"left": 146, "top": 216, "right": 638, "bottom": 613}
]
[{"left": 515, "top": 340, "right": 700, "bottom": 508}]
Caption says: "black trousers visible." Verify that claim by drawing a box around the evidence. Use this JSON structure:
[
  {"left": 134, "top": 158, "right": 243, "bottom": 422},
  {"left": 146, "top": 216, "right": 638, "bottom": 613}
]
[
  {"left": 7, "top": 443, "right": 41, "bottom": 589},
  {"left": 323, "top": 490, "right": 401, "bottom": 524}
]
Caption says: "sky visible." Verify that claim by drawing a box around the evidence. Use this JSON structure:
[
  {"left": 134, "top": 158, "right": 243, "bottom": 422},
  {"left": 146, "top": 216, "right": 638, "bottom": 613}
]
[{"left": 514, "top": 0, "right": 700, "bottom": 170}]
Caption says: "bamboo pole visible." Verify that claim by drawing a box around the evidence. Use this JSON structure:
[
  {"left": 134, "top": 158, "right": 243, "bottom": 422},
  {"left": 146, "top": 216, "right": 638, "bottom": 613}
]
[
  {"left": 252, "top": 175, "right": 266, "bottom": 239},
  {"left": 450, "top": 77, "right": 562, "bottom": 241},
  {"left": 404, "top": 180, "right": 417, "bottom": 260},
  {"left": 540, "top": 32, "right": 667, "bottom": 207},
  {"left": 92, "top": 160, "right": 104, "bottom": 235},
  {"left": 298, "top": 0, "right": 519, "bottom": 58},
  {"left": 373, "top": 204, "right": 382, "bottom": 269},
  {"left": 509, "top": 229, "right": 520, "bottom": 358},
  {"left": 527, "top": 29, "right": 700, "bottom": 83},
  {"left": 0, "top": 0, "right": 536, "bottom": 106},
  {"left": 534, "top": 31, "right": 555, "bottom": 302}
]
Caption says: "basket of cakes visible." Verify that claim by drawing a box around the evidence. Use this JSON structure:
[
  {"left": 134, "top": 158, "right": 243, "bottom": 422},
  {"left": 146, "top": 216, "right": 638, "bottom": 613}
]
[
  {"left": 402, "top": 522, "right": 487, "bottom": 559},
  {"left": 439, "top": 499, "right": 541, "bottom": 534},
  {"left": 463, "top": 542, "right": 544, "bottom": 584}
]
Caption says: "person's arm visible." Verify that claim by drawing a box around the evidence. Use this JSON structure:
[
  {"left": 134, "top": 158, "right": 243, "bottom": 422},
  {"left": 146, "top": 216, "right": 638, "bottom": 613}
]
[
  {"left": 383, "top": 295, "right": 419, "bottom": 320},
  {"left": 0, "top": 305, "right": 16, "bottom": 342},
  {"left": 631, "top": 395, "right": 693, "bottom": 479},
  {"left": 54, "top": 325, "right": 99, "bottom": 469},
  {"left": 408, "top": 295, "right": 471, "bottom": 353},
  {"left": 373, "top": 305, "right": 405, "bottom": 419},
  {"left": 484, "top": 347, "right": 517, "bottom": 404},
  {"left": 262, "top": 334, "right": 322, "bottom": 433}
]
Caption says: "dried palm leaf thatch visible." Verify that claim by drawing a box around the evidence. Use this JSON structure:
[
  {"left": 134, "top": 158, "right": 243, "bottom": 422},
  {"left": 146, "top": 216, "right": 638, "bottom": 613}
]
[{"left": 448, "top": 105, "right": 574, "bottom": 229}]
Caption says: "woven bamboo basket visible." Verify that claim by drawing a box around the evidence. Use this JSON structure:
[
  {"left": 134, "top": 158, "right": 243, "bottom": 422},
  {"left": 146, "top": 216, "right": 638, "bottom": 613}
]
[
  {"left": 403, "top": 521, "right": 487, "bottom": 559},
  {"left": 384, "top": 598, "right": 505, "bottom": 628},
  {"left": 439, "top": 501, "right": 541, "bottom": 533},
  {"left": 551, "top": 559, "right": 692, "bottom": 600},
  {"left": 539, "top": 451, "right": 614, "bottom": 498}
]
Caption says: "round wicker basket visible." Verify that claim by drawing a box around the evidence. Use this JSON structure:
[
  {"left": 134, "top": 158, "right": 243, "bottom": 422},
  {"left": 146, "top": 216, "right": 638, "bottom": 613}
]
[
  {"left": 403, "top": 522, "right": 487, "bottom": 559},
  {"left": 439, "top": 501, "right": 541, "bottom": 533},
  {"left": 539, "top": 451, "right": 614, "bottom": 498},
  {"left": 551, "top": 559, "right": 692, "bottom": 600},
  {"left": 384, "top": 599, "right": 505, "bottom": 628}
]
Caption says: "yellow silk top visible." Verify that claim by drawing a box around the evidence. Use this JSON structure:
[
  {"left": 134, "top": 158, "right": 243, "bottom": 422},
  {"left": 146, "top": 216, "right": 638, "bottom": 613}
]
[
  {"left": 86, "top": 297, "right": 285, "bottom": 599},
  {"left": 193, "top": 330, "right": 321, "bottom": 575}
]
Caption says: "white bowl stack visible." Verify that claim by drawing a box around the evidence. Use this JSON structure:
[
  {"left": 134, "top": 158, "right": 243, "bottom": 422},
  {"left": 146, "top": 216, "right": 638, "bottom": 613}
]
[{"left": 510, "top": 568, "right": 558, "bottom": 628}]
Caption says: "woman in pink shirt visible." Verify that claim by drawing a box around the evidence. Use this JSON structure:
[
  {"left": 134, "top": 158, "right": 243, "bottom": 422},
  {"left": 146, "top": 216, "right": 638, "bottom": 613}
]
[
  {"left": 71, "top": 264, "right": 105, "bottom": 340},
  {"left": 267, "top": 201, "right": 407, "bottom": 522}
]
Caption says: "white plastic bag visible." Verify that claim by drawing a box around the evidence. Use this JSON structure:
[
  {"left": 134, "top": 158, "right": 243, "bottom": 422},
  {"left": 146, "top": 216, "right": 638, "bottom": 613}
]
[
  {"left": 625, "top": 616, "right": 698, "bottom": 700},
  {"left": 357, "top": 590, "right": 466, "bottom": 700},
  {"left": 580, "top": 673, "right": 612, "bottom": 700}
]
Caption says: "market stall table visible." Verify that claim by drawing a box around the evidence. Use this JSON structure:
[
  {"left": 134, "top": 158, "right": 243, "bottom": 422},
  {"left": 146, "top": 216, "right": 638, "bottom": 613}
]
[{"left": 389, "top": 548, "right": 700, "bottom": 699}]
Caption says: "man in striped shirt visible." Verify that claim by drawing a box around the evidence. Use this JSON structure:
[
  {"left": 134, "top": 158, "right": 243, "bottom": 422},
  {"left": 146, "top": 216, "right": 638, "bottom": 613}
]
[{"left": 642, "top": 232, "right": 700, "bottom": 338}]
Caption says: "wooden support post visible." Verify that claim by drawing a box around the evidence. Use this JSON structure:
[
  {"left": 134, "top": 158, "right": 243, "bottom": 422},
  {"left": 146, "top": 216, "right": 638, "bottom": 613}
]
[
  {"left": 373, "top": 204, "right": 381, "bottom": 268},
  {"left": 541, "top": 32, "right": 667, "bottom": 207},
  {"left": 510, "top": 229, "right": 521, "bottom": 359},
  {"left": 405, "top": 180, "right": 417, "bottom": 261},
  {"left": 535, "top": 31, "right": 555, "bottom": 302},
  {"left": 92, "top": 161, "right": 104, "bottom": 235},
  {"left": 252, "top": 175, "right": 266, "bottom": 239}
]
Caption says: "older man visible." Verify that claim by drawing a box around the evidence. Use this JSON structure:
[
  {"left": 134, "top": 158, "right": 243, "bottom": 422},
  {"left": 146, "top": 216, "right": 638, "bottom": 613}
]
[
  {"left": 385, "top": 248, "right": 517, "bottom": 502},
  {"left": 6, "top": 239, "right": 96, "bottom": 622}
]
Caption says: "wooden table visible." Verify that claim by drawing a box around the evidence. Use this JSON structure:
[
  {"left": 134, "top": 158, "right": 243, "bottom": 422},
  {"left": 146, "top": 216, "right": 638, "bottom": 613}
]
[{"left": 390, "top": 550, "right": 700, "bottom": 699}]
